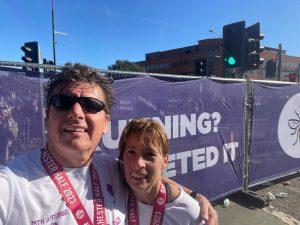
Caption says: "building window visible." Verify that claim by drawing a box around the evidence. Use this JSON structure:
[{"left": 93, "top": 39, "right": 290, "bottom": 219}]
[{"left": 185, "top": 49, "right": 191, "bottom": 54}]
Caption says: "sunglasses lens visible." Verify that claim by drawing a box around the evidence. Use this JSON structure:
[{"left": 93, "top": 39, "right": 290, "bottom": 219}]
[
  {"left": 50, "top": 94, "right": 106, "bottom": 113},
  {"left": 50, "top": 95, "right": 73, "bottom": 110},
  {"left": 81, "top": 97, "right": 106, "bottom": 113}
]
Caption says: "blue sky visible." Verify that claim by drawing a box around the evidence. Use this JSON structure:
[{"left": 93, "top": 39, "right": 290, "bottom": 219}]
[{"left": 1, "top": 0, "right": 300, "bottom": 69}]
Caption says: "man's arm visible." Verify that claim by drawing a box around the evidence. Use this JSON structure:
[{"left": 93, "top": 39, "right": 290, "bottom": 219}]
[{"left": 162, "top": 176, "right": 218, "bottom": 225}]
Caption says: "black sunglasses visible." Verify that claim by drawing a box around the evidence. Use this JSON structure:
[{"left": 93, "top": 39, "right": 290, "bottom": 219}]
[{"left": 49, "top": 94, "right": 107, "bottom": 113}]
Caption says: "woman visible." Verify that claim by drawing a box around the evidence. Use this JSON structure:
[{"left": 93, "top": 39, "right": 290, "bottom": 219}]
[{"left": 119, "top": 118, "right": 204, "bottom": 225}]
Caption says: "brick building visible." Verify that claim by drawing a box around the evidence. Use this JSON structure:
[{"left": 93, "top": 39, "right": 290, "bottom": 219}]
[{"left": 136, "top": 39, "right": 300, "bottom": 81}]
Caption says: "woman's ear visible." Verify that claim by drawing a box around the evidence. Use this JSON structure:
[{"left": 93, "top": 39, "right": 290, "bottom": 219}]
[{"left": 162, "top": 155, "right": 169, "bottom": 170}]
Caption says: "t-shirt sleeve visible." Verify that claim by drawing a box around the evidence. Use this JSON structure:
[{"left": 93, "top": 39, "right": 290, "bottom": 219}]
[
  {"left": 0, "top": 166, "right": 27, "bottom": 225},
  {"left": 0, "top": 167, "right": 13, "bottom": 225}
]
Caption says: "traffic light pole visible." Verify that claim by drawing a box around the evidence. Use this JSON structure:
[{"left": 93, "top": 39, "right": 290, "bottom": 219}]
[{"left": 276, "top": 43, "right": 282, "bottom": 81}]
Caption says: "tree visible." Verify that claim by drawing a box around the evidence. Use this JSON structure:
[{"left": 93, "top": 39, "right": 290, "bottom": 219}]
[{"left": 108, "top": 60, "right": 145, "bottom": 72}]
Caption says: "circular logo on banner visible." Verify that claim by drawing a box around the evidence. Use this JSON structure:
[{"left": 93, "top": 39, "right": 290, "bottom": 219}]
[
  {"left": 278, "top": 93, "right": 300, "bottom": 158},
  {"left": 76, "top": 209, "right": 85, "bottom": 219}
]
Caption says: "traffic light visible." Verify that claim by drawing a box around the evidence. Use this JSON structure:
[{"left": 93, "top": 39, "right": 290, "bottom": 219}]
[
  {"left": 43, "top": 58, "right": 55, "bottom": 75},
  {"left": 21, "top": 41, "right": 40, "bottom": 71},
  {"left": 244, "top": 23, "right": 264, "bottom": 70},
  {"left": 222, "top": 21, "right": 245, "bottom": 68},
  {"left": 21, "top": 42, "right": 40, "bottom": 63},
  {"left": 289, "top": 73, "right": 296, "bottom": 82},
  {"left": 265, "top": 59, "right": 276, "bottom": 78},
  {"left": 195, "top": 58, "right": 207, "bottom": 76}
]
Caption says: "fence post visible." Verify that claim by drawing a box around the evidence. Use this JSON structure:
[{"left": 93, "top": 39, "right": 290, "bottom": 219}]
[{"left": 243, "top": 77, "right": 252, "bottom": 190}]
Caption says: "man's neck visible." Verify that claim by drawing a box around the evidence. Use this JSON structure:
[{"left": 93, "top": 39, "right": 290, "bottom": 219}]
[{"left": 46, "top": 145, "right": 93, "bottom": 168}]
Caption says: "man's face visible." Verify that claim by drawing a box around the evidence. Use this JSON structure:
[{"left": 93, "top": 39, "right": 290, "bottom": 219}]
[{"left": 45, "top": 82, "right": 109, "bottom": 163}]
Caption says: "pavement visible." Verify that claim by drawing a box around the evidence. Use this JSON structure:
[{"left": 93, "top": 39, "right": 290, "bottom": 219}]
[{"left": 212, "top": 192, "right": 298, "bottom": 225}]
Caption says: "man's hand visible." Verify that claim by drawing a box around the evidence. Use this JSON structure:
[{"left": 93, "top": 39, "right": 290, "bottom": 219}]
[{"left": 196, "top": 194, "right": 218, "bottom": 225}]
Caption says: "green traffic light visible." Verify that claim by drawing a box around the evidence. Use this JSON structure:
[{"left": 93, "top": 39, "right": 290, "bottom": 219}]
[{"left": 227, "top": 56, "right": 236, "bottom": 65}]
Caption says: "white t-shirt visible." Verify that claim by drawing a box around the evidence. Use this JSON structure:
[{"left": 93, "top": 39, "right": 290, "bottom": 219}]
[
  {"left": 0, "top": 149, "right": 126, "bottom": 225},
  {"left": 125, "top": 189, "right": 203, "bottom": 225}
]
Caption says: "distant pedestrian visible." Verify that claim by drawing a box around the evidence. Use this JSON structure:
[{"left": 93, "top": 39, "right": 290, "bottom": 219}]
[{"left": 0, "top": 100, "right": 18, "bottom": 164}]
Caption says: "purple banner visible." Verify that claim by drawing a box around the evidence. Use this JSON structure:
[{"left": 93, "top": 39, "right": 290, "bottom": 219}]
[
  {"left": 249, "top": 82, "right": 300, "bottom": 185},
  {"left": 101, "top": 77, "right": 245, "bottom": 200},
  {"left": 0, "top": 70, "right": 45, "bottom": 164}
]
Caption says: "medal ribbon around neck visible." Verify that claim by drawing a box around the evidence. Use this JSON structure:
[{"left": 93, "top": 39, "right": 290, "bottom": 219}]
[
  {"left": 41, "top": 147, "right": 107, "bottom": 225},
  {"left": 127, "top": 183, "right": 166, "bottom": 225}
]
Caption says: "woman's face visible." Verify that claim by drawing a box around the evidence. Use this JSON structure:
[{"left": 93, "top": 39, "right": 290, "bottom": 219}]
[{"left": 122, "top": 132, "right": 168, "bottom": 194}]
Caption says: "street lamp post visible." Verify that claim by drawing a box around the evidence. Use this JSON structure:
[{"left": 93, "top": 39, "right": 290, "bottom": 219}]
[
  {"left": 51, "top": 0, "right": 68, "bottom": 67},
  {"left": 209, "top": 29, "right": 223, "bottom": 76},
  {"left": 52, "top": 0, "right": 56, "bottom": 65}
]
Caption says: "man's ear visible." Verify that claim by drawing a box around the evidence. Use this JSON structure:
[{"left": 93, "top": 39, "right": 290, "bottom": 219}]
[{"left": 102, "top": 114, "right": 110, "bottom": 134}]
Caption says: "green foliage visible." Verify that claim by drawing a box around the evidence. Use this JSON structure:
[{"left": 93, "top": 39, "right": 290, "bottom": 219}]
[{"left": 108, "top": 60, "right": 145, "bottom": 72}]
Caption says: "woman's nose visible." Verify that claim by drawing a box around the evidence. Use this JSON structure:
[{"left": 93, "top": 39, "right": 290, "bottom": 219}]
[{"left": 133, "top": 155, "right": 146, "bottom": 169}]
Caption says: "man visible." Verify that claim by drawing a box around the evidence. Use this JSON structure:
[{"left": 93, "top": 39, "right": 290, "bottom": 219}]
[{"left": 0, "top": 63, "right": 217, "bottom": 225}]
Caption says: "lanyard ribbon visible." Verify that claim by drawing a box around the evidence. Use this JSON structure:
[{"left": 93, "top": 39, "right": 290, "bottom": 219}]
[
  {"left": 41, "top": 148, "right": 107, "bottom": 225},
  {"left": 127, "top": 183, "right": 166, "bottom": 225}
]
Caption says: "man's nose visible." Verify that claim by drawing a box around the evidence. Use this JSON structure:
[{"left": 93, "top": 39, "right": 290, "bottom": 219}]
[{"left": 68, "top": 102, "right": 85, "bottom": 119}]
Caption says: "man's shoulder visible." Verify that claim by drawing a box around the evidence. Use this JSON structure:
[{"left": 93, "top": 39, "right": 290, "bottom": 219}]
[
  {"left": 0, "top": 164, "right": 17, "bottom": 191},
  {"left": 92, "top": 151, "right": 125, "bottom": 191},
  {"left": 7, "top": 149, "right": 42, "bottom": 176},
  {"left": 92, "top": 151, "right": 120, "bottom": 172},
  {"left": 0, "top": 165, "right": 13, "bottom": 176},
  {"left": 93, "top": 151, "right": 118, "bottom": 163},
  {"left": 9, "top": 148, "right": 40, "bottom": 163}
]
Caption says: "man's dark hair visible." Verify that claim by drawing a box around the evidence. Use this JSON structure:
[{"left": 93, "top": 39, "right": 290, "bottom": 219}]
[{"left": 44, "top": 63, "right": 115, "bottom": 113}]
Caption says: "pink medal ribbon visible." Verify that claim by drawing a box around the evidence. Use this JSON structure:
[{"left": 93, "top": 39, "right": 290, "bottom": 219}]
[
  {"left": 41, "top": 147, "right": 107, "bottom": 225},
  {"left": 127, "top": 183, "right": 166, "bottom": 225}
]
